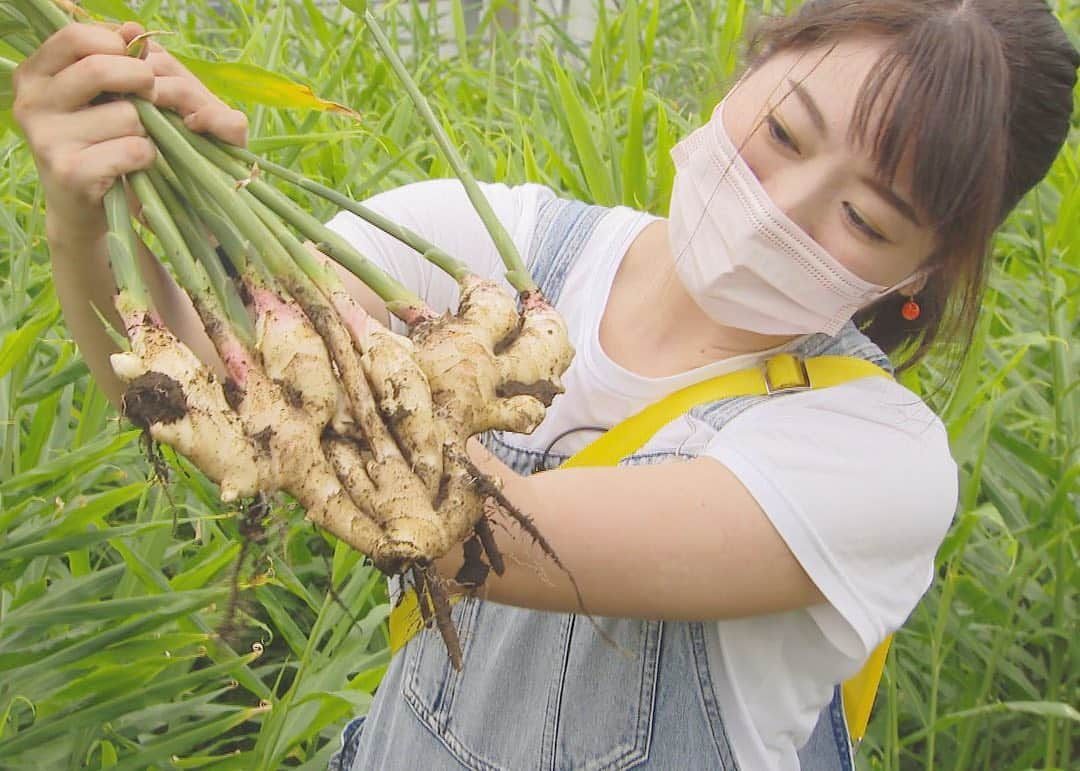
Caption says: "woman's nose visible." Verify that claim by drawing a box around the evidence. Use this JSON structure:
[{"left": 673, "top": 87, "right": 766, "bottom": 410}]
[{"left": 759, "top": 159, "right": 836, "bottom": 242}]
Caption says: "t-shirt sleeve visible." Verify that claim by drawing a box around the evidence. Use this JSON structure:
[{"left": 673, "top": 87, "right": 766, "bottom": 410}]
[
  {"left": 324, "top": 178, "right": 555, "bottom": 333},
  {"left": 704, "top": 377, "right": 958, "bottom": 660}
]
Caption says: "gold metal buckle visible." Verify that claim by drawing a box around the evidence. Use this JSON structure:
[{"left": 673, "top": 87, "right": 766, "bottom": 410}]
[{"left": 762, "top": 354, "right": 812, "bottom": 395}]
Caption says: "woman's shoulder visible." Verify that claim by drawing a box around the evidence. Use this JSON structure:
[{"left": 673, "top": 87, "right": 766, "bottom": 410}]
[
  {"left": 711, "top": 374, "right": 957, "bottom": 537},
  {"left": 721, "top": 374, "right": 951, "bottom": 463},
  {"left": 704, "top": 374, "right": 957, "bottom": 653},
  {"left": 800, "top": 374, "right": 946, "bottom": 439}
]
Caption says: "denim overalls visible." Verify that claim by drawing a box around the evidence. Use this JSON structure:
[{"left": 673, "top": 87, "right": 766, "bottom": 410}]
[{"left": 331, "top": 197, "right": 890, "bottom": 771}]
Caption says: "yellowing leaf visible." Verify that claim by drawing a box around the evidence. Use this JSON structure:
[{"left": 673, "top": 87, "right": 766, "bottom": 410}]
[{"left": 173, "top": 54, "right": 361, "bottom": 120}]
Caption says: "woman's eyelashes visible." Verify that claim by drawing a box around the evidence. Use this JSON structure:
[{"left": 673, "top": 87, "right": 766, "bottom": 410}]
[
  {"left": 842, "top": 202, "right": 887, "bottom": 243},
  {"left": 765, "top": 112, "right": 799, "bottom": 153}
]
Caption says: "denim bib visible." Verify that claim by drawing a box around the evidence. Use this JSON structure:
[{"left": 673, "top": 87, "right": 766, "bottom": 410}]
[{"left": 332, "top": 197, "right": 887, "bottom": 771}]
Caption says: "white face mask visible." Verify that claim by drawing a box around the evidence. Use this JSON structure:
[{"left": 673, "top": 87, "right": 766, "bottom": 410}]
[{"left": 668, "top": 99, "right": 919, "bottom": 337}]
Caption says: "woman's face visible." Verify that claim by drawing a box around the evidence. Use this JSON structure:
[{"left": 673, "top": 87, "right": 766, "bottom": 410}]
[{"left": 722, "top": 38, "right": 937, "bottom": 288}]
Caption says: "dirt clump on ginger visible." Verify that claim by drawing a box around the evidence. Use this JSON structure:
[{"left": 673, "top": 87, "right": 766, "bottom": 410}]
[{"left": 122, "top": 371, "right": 189, "bottom": 429}]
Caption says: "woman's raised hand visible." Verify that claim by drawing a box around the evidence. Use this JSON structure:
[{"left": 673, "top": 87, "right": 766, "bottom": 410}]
[{"left": 12, "top": 21, "right": 246, "bottom": 239}]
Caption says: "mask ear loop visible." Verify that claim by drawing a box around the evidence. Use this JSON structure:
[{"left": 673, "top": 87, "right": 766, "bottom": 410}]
[
  {"left": 882, "top": 263, "right": 933, "bottom": 298},
  {"left": 892, "top": 265, "right": 934, "bottom": 321}
]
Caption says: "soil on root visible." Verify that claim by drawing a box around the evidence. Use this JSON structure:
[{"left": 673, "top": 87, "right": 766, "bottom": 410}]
[
  {"left": 454, "top": 535, "right": 490, "bottom": 588},
  {"left": 122, "top": 371, "right": 188, "bottom": 430},
  {"left": 473, "top": 517, "right": 505, "bottom": 575},
  {"left": 492, "top": 317, "right": 524, "bottom": 355},
  {"left": 276, "top": 379, "right": 305, "bottom": 409},
  {"left": 252, "top": 426, "right": 274, "bottom": 456},
  {"left": 497, "top": 379, "right": 561, "bottom": 406},
  {"left": 223, "top": 378, "right": 245, "bottom": 411}
]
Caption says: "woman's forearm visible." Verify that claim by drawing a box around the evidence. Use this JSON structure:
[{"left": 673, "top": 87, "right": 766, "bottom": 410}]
[
  {"left": 438, "top": 440, "right": 822, "bottom": 621},
  {"left": 47, "top": 215, "right": 225, "bottom": 412},
  {"left": 48, "top": 220, "right": 127, "bottom": 406}
]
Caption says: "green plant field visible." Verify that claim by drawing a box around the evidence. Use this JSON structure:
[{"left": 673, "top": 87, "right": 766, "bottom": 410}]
[{"left": 0, "top": 1, "right": 1076, "bottom": 769}]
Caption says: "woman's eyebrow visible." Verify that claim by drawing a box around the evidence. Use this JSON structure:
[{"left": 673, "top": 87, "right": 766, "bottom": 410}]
[
  {"left": 786, "top": 78, "right": 828, "bottom": 137},
  {"left": 862, "top": 175, "right": 921, "bottom": 225}
]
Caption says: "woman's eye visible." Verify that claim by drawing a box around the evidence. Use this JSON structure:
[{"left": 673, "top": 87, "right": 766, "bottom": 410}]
[
  {"left": 843, "top": 202, "right": 886, "bottom": 242},
  {"left": 765, "top": 114, "right": 799, "bottom": 153}
]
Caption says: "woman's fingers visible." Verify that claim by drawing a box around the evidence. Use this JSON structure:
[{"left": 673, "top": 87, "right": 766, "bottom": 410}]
[
  {"left": 184, "top": 106, "right": 249, "bottom": 147},
  {"left": 117, "top": 21, "right": 148, "bottom": 47},
  {"left": 65, "top": 135, "right": 157, "bottom": 202},
  {"left": 20, "top": 23, "right": 129, "bottom": 78},
  {"left": 144, "top": 43, "right": 192, "bottom": 78},
  {"left": 66, "top": 100, "right": 148, "bottom": 146},
  {"left": 49, "top": 54, "right": 156, "bottom": 110},
  {"left": 150, "top": 74, "right": 213, "bottom": 117},
  {"left": 152, "top": 75, "right": 249, "bottom": 147},
  {"left": 24, "top": 100, "right": 145, "bottom": 170}
]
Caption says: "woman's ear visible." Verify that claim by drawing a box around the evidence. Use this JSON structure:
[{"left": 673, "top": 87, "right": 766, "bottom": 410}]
[{"left": 900, "top": 270, "right": 929, "bottom": 296}]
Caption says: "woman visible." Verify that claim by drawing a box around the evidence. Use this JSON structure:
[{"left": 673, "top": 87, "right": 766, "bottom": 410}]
[{"left": 13, "top": 0, "right": 1077, "bottom": 769}]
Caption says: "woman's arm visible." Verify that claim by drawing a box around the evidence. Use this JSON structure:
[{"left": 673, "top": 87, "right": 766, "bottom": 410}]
[
  {"left": 14, "top": 24, "right": 377, "bottom": 410},
  {"left": 448, "top": 442, "right": 824, "bottom": 620},
  {"left": 448, "top": 380, "right": 957, "bottom": 641},
  {"left": 14, "top": 23, "right": 251, "bottom": 408}
]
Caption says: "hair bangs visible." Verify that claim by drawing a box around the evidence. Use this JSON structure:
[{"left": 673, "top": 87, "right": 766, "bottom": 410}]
[{"left": 848, "top": 14, "right": 1011, "bottom": 246}]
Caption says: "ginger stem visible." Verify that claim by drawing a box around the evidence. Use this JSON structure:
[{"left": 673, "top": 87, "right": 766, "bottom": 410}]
[
  {"left": 362, "top": 8, "right": 538, "bottom": 295},
  {"left": 143, "top": 166, "right": 255, "bottom": 346},
  {"left": 168, "top": 114, "right": 471, "bottom": 286},
  {"left": 12, "top": 0, "right": 67, "bottom": 40},
  {"left": 103, "top": 184, "right": 150, "bottom": 318}
]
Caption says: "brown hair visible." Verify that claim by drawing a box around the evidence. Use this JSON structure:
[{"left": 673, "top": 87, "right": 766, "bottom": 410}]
[{"left": 748, "top": 0, "right": 1078, "bottom": 371}]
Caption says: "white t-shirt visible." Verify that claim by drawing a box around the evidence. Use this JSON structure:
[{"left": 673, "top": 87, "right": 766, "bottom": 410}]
[{"left": 326, "top": 179, "right": 958, "bottom": 771}]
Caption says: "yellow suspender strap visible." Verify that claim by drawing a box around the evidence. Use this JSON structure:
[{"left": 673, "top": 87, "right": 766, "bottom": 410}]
[{"left": 388, "top": 353, "right": 892, "bottom": 742}]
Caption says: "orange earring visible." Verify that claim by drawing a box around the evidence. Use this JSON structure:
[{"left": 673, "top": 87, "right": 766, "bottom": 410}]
[{"left": 901, "top": 295, "right": 921, "bottom": 321}]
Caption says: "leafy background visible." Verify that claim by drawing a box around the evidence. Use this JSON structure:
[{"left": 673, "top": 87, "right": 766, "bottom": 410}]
[{"left": 0, "top": 1, "right": 1076, "bottom": 769}]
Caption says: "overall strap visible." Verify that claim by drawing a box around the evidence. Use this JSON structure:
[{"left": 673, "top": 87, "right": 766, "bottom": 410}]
[
  {"left": 559, "top": 352, "right": 892, "bottom": 745},
  {"left": 564, "top": 354, "right": 885, "bottom": 468},
  {"left": 527, "top": 196, "right": 609, "bottom": 305}
]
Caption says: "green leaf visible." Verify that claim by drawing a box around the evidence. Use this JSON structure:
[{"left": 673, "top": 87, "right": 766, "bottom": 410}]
[
  {"left": 0, "top": 655, "right": 256, "bottom": 756},
  {"left": 543, "top": 45, "right": 615, "bottom": 206},
  {"left": 0, "top": 306, "right": 60, "bottom": 380},
  {"left": 0, "top": 521, "right": 170, "bottom": 562},
  {"left": 78, "top": 0, "right": 142, "bottom": 22},
  {"left": 339, "top": 0, "right": 367, "bottom": 15},
  {"left": 3, "top": 484, "right": 147, "bottom": 557},
  {"left": 621, "top": 76, "right": 646, "bottom": 208},
  {"left": 173, "top": 54, "right": 361, "bottom": 119},
  {"left": 0, "top": 55, "right": 16, "bottom": 111},
  {"left": 16, "top": 359, "right": 90, "bottom": 406},
  {"left": 0, "top": 430, "right": 139, "bottom": 496},
  {"left": 110, "top": 707, "right": 267, "bottom": 771},
  {"left": 254, "top": 585, "right": 308, "bottom": 658},
  {"left": 170, "top": 541, "right": 242, "bottom": 592},
  {"left": 0, "top": 588, "right": 225, "bottom": 677},
  {"left": 1, "top": 594, "right": 206, "bottom": 630}
]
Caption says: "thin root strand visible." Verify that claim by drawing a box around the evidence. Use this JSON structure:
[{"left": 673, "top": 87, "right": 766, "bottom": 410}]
[
  {"left": 474, "top": 517, "right": 505, "bottom": 576},
  {"left": 453, "top": 451, "right": 625, "bottom": 655},
  {"left": 411, "top": 564, "right": 464, "bottom": 669}
]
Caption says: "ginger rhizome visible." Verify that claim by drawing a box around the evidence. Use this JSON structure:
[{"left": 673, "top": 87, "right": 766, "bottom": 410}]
[{"left": 10, "top": 0, "right": 575, "bottom": 667}]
